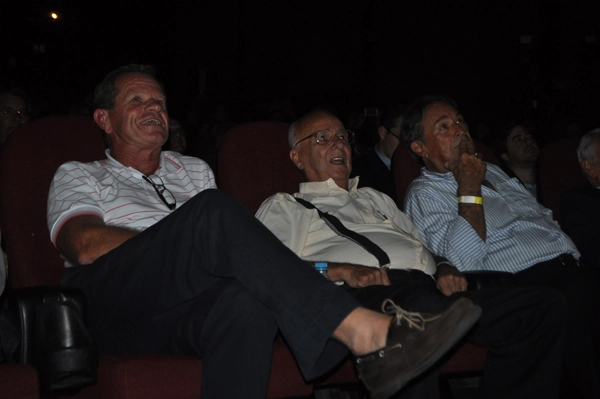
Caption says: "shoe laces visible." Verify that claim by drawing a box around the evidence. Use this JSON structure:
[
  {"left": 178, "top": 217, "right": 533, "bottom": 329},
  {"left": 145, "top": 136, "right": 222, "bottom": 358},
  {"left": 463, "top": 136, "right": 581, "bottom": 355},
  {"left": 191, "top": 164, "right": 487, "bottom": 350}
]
[{"left": 381, "top": 299, "right": 441, "bottom": 332}]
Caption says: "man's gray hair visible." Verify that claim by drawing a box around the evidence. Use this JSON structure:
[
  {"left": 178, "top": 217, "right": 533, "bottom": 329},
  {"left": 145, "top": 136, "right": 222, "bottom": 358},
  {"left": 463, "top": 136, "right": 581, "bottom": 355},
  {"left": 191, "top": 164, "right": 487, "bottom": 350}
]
[
  {"left": 400, "top": 94, "right": 459, "bottom": 160},
  {"left": 288, "top": 120, "right": 300, "bottom": 149},
  {"left": 93, "top": 64, "right": 162, "bottom": 110},
  {"left": 577, "top": 128, "right": 600, "bottom": 163}
]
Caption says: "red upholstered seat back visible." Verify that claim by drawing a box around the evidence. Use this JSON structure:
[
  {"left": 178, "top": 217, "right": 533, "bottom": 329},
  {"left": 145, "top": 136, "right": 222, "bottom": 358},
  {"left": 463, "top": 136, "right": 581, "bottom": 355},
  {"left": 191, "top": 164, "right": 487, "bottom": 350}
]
[
  {"left": 391, "top": 146, "right": 422, "bottom": 210},
  {"left": 217, "top": 121, "right": 305, "bottom": 214},
  {"left": 538, "top": 137, "right": 588, "bottom": 224},
  {"left": 0, "top": 115, "right": 106, "bottom": 289}
]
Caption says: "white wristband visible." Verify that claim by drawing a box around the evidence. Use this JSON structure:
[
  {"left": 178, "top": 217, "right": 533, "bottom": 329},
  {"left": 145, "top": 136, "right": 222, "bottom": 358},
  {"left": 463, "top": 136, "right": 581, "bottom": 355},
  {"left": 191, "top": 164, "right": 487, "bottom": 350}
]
[{"left": 458, "top": 196, "right": 483, "bottom": 205}]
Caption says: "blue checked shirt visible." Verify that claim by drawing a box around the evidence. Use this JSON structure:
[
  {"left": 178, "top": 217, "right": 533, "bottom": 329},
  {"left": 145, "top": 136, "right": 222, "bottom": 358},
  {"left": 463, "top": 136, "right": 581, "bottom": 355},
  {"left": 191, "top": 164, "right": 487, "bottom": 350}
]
[{"left": 404, "top": 163, "right": 579, "bottom": 273}]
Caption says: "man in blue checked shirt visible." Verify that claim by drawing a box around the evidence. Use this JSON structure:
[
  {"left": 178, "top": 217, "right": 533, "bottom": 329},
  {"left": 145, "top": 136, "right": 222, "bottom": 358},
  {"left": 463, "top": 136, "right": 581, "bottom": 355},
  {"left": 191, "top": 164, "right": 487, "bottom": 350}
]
[{"left": 401, "top": 93, "right": 600, "bottom": 399}]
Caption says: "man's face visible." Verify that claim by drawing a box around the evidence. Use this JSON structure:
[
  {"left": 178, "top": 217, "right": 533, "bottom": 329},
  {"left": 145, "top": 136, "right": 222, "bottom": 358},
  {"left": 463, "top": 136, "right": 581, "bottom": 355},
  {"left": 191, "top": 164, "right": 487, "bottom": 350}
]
[
  {"left": 503, "top": 126, "right": 539, "bottom": 165},
  {"left": 582, "top": 141, "right": 600, "bottom": 187},
  {"left": 0, "top": 94, "right": 30, "bottom": 144},
  {"left": 290, "top": 113, "right": 352, "bottom": 190},
  {"left": 96, "top": 73, "right": 169, "bottom": 153},
  {"left": 410, "top": 102, "right": 472, "bottom": 173}
]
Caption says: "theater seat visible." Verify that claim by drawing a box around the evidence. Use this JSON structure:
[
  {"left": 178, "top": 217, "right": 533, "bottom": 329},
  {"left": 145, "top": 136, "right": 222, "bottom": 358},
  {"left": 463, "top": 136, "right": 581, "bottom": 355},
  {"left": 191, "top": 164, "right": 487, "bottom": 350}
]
[
  {"left": 0, "top": 115, "right": 313, "bottom": 399},
  {"left": 538, "top": 137, "right": 588, "bottom": 224},
  {"left": 0, "top": 363, "right": 39, "bottom": 399},
  {"left": 217, "top": 121, "right": 305, "bottom": 214}
]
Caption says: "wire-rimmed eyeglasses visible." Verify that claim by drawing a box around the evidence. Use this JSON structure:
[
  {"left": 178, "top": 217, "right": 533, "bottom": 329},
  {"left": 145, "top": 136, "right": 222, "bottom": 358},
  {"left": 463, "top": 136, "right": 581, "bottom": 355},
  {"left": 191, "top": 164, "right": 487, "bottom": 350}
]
[
  {"left": 1, "top": 107, "right": 30, "bottom": 120},
  {"left": 142, "top": 174, "right": 176, "bottom": 211},
  {"left": 384, "top": 127, "right": 401, "bottom": 140},
  {"left": 293, "top": 129, "right": 355, "bottom": 148}
]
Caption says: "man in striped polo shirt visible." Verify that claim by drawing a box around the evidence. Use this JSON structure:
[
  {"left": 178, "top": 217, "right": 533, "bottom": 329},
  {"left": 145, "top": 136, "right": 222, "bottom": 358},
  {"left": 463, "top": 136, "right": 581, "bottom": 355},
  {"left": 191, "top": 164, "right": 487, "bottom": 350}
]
[
  {"left": 45, "top": 65, "right": 482, "bottom": 399},
  {"left": 401, "top": 94, "right": 600, "bottom": 399}
]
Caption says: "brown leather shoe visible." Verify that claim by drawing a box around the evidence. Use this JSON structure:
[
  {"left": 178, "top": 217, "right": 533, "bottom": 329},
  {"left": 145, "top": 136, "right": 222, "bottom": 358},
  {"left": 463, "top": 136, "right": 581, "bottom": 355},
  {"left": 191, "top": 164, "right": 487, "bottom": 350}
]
[{"left": 354, "top": 297, "right": 481, "bottom": 399}]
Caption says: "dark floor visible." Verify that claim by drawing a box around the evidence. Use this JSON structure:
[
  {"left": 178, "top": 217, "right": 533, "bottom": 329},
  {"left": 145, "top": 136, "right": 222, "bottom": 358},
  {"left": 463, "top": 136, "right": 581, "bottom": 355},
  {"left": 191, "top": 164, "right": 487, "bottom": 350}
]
[
  {"left": 312, "top": 376, "right": 480, "bottom": 399},
  {"left": 442, "top": 376, "right": 480, "bottom": 399},
  {"left": 313, "top": 373, "right": 585, "bottom": 399}
]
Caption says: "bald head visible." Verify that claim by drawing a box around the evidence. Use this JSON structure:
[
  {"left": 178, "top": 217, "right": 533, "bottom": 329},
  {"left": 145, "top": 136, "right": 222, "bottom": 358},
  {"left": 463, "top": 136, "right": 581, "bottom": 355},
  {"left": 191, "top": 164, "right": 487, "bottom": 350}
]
[{"left": 288, "top": 109, "right": 339, "bottom": 148}]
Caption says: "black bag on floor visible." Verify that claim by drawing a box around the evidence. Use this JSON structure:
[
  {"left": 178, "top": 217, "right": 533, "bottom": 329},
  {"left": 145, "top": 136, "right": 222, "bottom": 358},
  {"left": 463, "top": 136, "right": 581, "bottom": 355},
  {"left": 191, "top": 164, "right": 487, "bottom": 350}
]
[{"left": 7, "top": 286, "right": 98, "bottom": 394}]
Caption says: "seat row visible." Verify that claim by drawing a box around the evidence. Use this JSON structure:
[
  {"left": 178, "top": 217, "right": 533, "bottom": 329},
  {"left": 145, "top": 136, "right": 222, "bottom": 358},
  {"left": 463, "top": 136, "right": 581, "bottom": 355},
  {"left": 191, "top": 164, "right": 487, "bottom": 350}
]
[{"left": 0, "top": 116, "right": 494, "bottom": 398}]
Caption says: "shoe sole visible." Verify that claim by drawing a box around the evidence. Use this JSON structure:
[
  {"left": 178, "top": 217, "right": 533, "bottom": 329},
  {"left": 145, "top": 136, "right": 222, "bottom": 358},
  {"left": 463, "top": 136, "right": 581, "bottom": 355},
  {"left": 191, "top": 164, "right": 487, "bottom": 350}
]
[{"left": 370, "top": 303, "right": 482, "bottom": 399}]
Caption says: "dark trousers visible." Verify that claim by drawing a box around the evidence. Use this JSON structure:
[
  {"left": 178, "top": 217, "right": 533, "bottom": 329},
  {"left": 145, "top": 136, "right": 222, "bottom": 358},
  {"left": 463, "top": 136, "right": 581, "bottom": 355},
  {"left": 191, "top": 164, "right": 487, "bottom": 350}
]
[
  {"left": 348, "top": 270, "right": 567, "bottom": 399},
  {"left": 62, "top": 189, "right": 359, "bottom": 399},
  {"left": 515, "top": 255, "right": 600, "bottom": 399}
]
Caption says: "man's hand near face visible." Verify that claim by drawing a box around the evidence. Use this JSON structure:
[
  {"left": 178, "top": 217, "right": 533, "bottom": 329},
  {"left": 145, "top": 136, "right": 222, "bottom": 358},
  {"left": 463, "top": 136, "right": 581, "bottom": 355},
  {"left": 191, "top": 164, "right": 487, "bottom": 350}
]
[
  {"left": 451, "top": 139, "right": 487, "bottom": 191},
  {"left": 451, "top": 139, "right": 488, "bottom": 241}
]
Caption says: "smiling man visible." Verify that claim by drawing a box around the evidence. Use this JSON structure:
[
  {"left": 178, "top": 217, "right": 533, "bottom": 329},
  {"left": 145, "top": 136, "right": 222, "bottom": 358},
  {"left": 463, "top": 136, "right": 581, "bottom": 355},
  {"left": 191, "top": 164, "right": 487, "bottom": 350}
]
[
  {"left": 401, "top": 94, "right": 600, "bottom": 399},
  {"left": 256, "top": 109, "right": 568, "bottom": 399}
]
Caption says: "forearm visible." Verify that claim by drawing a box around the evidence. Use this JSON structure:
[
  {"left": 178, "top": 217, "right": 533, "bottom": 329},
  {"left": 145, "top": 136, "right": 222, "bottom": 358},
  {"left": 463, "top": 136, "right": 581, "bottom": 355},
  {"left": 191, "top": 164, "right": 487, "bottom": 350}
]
[
  {"left": 406, "top": 194, "right": 488, "bottom": 271},
  {"left": 306, "top": 261, "right": 390, "bottom": 287},
  {"left": 451, "top": 146, "right": 488, "bottom": 241},
  {"left": 57, "top": 217, "right": 138, "bottom": 265},
  {"left": 457, "top": 184, "right": 486, "bottom": 241}
]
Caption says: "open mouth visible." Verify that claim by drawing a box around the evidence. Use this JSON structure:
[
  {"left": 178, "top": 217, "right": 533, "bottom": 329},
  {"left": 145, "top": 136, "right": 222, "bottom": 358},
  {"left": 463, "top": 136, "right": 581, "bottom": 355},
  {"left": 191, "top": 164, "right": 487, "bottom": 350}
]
[
  {"left": 141, "top": 118, "right": 162, "bottom": 126},
  {"left": 524, "top": 145, "right": 539, "bottom": 154}
]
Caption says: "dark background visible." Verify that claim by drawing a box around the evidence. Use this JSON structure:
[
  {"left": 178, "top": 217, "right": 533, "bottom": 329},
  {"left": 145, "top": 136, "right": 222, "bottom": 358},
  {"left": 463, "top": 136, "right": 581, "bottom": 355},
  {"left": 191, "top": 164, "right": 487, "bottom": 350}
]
[{"left": 2, "top": 0, "right": 600, "bottom": 144}]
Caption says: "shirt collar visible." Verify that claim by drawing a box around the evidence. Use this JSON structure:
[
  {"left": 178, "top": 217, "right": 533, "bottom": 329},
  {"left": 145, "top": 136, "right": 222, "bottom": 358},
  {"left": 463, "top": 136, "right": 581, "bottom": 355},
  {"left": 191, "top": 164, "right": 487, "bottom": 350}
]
[
  {"left": 299, "top": 177, "right": 360, "bottom": 195},
  {"left": 104, "top": 149, "right": 182, "bottom": 178},
  {"left": 374, "top": 147, "right": 392, "bottom": 170},
  {"left": 421, "top": 167, "right": 455, "bottom": 181}
]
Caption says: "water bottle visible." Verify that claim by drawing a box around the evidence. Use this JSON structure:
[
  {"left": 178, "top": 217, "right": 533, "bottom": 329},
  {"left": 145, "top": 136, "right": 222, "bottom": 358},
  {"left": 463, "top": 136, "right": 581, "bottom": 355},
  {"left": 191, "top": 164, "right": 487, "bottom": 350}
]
[{"left": 315, "top": 262, "right": 330, "bottom": 280}]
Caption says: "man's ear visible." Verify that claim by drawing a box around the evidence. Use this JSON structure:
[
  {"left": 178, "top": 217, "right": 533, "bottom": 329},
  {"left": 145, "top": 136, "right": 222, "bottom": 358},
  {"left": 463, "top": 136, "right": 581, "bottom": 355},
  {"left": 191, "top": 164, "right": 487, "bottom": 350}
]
[
  {"left": 290, "top": 148, "right": 303, "bottom": 170},
  {"left": 581, "top": 160, "right": 595, "bottom": 179},
  {"left": 410, "top": 141, "right": 427, "bottom": 159},
  {"left": 93, "top": 109, "right": 112, "bottom": 134},
  {"left": 500, "top": 152, "right": 510, "bottom": 163},
  {"left": 378, "top": 126, "right": 388, "bottom": 141}
]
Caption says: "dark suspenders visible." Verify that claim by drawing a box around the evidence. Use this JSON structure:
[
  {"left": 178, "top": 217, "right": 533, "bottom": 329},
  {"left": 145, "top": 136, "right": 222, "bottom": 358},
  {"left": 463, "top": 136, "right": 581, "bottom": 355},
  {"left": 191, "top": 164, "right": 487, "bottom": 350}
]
[{"left": 294, "top": 197, "right": 391, "bottom": 268}]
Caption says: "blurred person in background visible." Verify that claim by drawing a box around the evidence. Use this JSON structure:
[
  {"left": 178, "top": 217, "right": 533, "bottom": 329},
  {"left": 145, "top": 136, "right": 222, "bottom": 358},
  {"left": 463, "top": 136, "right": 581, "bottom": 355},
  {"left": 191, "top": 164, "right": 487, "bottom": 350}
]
[
  {"left": 493, "top": 122, "right": 540, "bottom": 199},
  {"left": 351, "top": 103, "right": 406, "bottom": 198},
  {"left": 560, "top": 128, "right": 600, "bottom": 269},
  {"left": 0, "top": 88, "right": 32, "bottom": 145}
]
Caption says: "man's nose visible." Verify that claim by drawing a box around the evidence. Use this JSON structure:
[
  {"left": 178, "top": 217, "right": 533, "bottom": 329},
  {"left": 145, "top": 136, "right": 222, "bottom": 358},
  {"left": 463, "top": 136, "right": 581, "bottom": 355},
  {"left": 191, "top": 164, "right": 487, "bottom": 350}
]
[
  {"left": 146, "top": 100, "right": 164, "bottom": 113},
  {"left": 331, "top": 133, "right": 348, "bottom": 147},
  {"left": 453, "top": 122, "right": 467, "bottom": 136}
]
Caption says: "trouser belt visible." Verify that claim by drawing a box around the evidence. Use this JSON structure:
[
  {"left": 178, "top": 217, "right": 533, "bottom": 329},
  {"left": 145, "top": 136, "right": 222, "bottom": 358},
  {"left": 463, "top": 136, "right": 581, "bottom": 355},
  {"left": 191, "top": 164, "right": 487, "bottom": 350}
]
[{"left": 535, "top": 253, "right": 581, "bottom": 268}]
